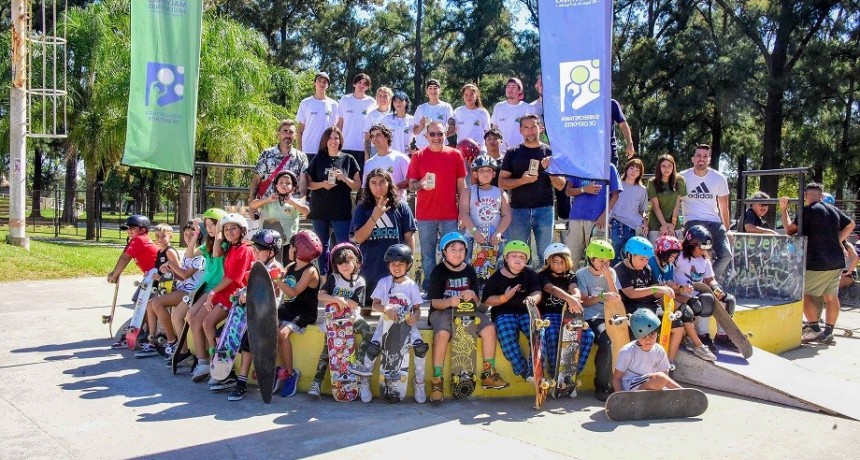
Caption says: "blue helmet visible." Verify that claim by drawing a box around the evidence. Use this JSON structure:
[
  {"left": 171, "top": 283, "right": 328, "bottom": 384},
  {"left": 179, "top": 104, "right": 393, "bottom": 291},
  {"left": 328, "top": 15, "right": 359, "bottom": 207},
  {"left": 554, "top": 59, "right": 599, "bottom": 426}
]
[
  {"left": 439, "top": 231, "right": 468, "bottom": 252},
  {"left": 630, "top": 308, "right": 661, "bottom": 339},
  {"left": 624, "top": 236, "right": 654, "bottom": 258},
  {"left": 822, "top": 193, "right": 835, "bottom": 205}
]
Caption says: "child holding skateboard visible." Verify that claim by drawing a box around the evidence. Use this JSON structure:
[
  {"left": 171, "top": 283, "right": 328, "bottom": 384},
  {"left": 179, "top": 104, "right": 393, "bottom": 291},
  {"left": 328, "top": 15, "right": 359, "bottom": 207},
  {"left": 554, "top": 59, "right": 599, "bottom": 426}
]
[
  {"left": 457, "top": 155, "right": 511, "bottom": 267},
  {"left": 611, "top": 308, "right": 681, "bottom": 392},
  {"left": 310, "top": 242, "right": 370, "bottom": 398},
  {"left": 228, "top": 229, "right": 285, "bottom": 401},
  {"left": 673, "top": 225, "right": 739, "bottom": 353},
  {"left": 481, "top": 240, "right": 542, "bottom": 382},
  {"left": 107, "top": 214, "right": 158, "bottom": 349},
  {"left": 249, "top": 170, "right": 309, "bottom": 259},
  {"left": 359, "top": 243, "right": 429, "bottom": 403},
  {"left": 538, "top": 243, "right": 594, "bottom": 386},
  {"left": 574, "top": 239, "right": 623, "bottom": 401},
  {"left": 427, "top": 232, "right": 509, "bottom": 403},
  {"left": 136, "top": 223, "right": 182, "bottom": 358},
  {"left": 271, "top": 230, "right": 322, "bottom": 397}
]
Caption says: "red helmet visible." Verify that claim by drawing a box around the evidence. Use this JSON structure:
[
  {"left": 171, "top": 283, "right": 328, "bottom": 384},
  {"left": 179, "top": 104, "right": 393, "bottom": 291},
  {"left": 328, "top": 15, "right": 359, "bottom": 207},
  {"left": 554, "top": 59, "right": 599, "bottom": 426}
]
[
  {"left": 457, "top": 138, "right": 481, "bottom": 164},
  {"left": 654, "top": 235, "right": 682, "bottom": 259},
  {"left": 290, "top": 230, "right": 323, "bottom": 263}
]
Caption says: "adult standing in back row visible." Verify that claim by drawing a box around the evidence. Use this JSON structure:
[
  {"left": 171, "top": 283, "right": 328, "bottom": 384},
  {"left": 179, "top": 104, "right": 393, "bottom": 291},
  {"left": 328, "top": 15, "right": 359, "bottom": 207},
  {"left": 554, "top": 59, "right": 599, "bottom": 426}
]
[
  {"left": 337, "top": 73, "right": 377, "bottom": 173},
  {"left": 491, "top": 77, "right": 535, "bottom": 153},
  {"left": 297, "top": 72, "right": 338, "bottom": 163},
  {"left": 413, "top": 79, "right": 455, "bottom": 151}
]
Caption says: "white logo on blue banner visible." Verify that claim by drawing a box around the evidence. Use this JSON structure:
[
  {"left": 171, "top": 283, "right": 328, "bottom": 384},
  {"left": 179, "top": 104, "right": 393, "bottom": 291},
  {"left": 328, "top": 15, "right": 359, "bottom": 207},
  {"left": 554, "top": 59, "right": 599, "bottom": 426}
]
[{"left": 560, "top": 60, "right": 601, "bottom": 112}]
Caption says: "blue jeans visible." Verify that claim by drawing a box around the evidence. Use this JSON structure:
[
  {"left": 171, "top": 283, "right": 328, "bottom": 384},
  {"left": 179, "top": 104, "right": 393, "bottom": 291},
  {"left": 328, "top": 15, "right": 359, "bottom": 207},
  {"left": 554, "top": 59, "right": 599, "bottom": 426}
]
[
  {"left": 311, "top": 219, "right": 351, "bottom": 275},
  {"left": 416, "top": 219, "right": 458, "bottom": 290},
  {"left": 505, "top": 206, "right": 554, "bottom": 268},
  {"left": 684, "top": 220, "right": 733, "bottom": 279},
  {"left": 610, "top": 219, "right": 637, "bottom": 265}
]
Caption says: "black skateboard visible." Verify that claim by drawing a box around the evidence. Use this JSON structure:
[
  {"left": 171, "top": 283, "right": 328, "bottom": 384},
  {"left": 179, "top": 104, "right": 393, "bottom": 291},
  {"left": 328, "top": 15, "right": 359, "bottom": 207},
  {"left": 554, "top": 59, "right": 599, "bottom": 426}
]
[
  {"left": 171, "top": 286, "right": 205, "bottom": 375},
  {"left": 246, "top": 261, "right": 279, "bottom": 404},
  {"left": 605, "top": 388, "right": 708, "bottom": 422}
]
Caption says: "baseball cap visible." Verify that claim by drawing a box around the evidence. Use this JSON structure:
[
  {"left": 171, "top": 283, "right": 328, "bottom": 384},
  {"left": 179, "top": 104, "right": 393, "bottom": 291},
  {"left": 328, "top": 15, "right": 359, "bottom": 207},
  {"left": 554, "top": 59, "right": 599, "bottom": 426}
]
[
  {"left": 426, "top": 79, "right": 441, "bottom": 88},
  {"left": 314, "top": 71, "right": 330, "bottom": 83},
  {"left": 506, "top": 77, "right": 523, "bottom": 91}
]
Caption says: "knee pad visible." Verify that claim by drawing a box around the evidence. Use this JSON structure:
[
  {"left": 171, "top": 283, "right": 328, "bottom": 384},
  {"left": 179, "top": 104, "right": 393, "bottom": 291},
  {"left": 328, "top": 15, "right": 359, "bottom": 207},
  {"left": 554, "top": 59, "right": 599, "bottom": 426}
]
[
  {"left": 698, "top": 294, "right": 715, "bottom": 317},
  {"left": 365, "top": 340, "right": 381, "bottom": 360},
  {"left": 680, "top": 304, "right": 695, "bottom": 322},
  {"left": 412, "top": 339, "right": 429, "bottom": 358},
  {"left": 686, "top": 296, "right": 703, "bottom": 315}
]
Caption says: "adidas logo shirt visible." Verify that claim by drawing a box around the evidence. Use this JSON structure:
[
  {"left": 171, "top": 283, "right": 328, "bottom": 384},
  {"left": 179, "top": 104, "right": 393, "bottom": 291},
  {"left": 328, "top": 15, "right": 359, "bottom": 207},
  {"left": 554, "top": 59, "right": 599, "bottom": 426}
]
[{"left": 680, "top": 168, "right": 729, "bottom": 223}]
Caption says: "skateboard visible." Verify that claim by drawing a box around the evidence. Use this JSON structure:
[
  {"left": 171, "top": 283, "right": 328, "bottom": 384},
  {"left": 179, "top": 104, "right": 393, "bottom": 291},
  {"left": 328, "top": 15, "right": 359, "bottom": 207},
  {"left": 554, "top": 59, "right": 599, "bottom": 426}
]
[
  {"left": 604, "top": 297, "right": 630, "bottom": 370},
  {"left": 324, "top": 302, "right": 359, "bottom": 402},
  {"left": 246, "top": 261, "right": 279, "bottom": 404},
  {"left": 605, "top": 388, "right": 708, "bottom": 421},
  {"left": 172, "top": 287, "right": 205, "bottom": 375},
  {"left": 659, "top": 296, "right": 680, "bottom": 352},
  {"left": 553, "top": 306, "right": 585, "bottom": 398},
  {"left": 101, "top": 277, "right": 121, "bottom": 338},
  {"left": 471, "top": 237, "right": 498, "bottom": 296},
  {"left": 210, "top": 297, "right": 247, "bottom": 381},
  {"left": 451, "top": 300, "right": 479, "bottom": 399},
  {"left": 379, "top": 297, "right": 412, "bottom": 404},
  {"left": 526, "top": 298, "right": 550, "bottom": 409},
  {"left": 691, "top": 282, "right": 753, "bottom": 358},
  {"left": 126, "top": 268, "right": 159, "bottom": 350}
]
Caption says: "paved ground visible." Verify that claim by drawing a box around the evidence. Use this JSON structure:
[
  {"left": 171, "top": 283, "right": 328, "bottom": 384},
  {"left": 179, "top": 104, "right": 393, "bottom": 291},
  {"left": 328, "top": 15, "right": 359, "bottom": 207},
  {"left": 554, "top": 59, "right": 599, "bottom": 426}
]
[{"left": 1, "top": 277, "right": 859, "bottom": 460}]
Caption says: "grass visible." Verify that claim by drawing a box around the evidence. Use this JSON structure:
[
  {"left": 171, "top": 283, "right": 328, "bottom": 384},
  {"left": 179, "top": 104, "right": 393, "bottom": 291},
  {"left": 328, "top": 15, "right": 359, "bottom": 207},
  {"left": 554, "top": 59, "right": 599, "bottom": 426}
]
[{"left": 0, "top": 227, "right": 142, "bottom": 282}]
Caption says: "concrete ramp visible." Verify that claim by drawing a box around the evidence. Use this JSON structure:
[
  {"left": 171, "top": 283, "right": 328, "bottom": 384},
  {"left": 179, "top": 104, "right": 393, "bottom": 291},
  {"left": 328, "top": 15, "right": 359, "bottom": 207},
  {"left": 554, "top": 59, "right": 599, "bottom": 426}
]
[{"left": 673, "top": 347, "right": 860, "bottom": 420}]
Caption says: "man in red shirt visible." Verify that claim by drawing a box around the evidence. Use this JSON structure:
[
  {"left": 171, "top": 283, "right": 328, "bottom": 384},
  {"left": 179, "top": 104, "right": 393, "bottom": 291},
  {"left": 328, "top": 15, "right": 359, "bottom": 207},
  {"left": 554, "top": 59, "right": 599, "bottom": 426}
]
[
  {"left": 107, "top": 214, "right": 158, "bottom": 283},
  {"left": 408, "top": 121, "right": 467, "bottom": 290}
]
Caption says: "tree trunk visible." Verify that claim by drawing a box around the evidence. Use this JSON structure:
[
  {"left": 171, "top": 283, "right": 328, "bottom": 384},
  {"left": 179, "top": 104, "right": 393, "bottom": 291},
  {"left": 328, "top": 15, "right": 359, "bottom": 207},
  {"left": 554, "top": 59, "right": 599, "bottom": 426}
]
[
  {"left": 836, "top": 77, "right": 855, "bottom": 200},
  {"left": 147, "top": 172, "right": 158, "bottom": 221},
  {"left": 178, "top": 174, "right": 193, "bottom": 247},
  {"left": 85, "top": 163, "right": 97, "bottom": 240},
  {"left": 61, "top": 151, "right": 78, "bottom": 224},
  {"left": 30, "top": 145, "right": 43, "bottom": 218},
  {"left": 759, "top": 80, "right": 786, "bottom": 200}
]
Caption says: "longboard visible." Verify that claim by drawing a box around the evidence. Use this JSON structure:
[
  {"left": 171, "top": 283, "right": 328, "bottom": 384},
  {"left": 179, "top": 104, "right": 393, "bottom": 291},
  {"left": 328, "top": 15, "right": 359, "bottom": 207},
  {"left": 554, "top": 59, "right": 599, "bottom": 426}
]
[
  {"left": 172, "top": 287, "right": 205, "bottom": 375},
  {"left": 553, "top": 306, "right": 584, "bottom": 398},
  {"left": 605, "top": 388, "right": 708, "bottom": 421},
  {"left": 126, "top": 268, "right": 159, "bottom": 350},
  {"left": 101, "top": 278, "right": 121, "bottom": 338},
  {"left": 691, "top": 282, "right": 753, "bottom": 358},
  {"left": 379, "top": 297, "right": 412, "bottom": 404},
  {"left": 604, "top": 298, "right": 630, "bottom": 370},
  {"left": 526, "top": 299, "right": 550, "bottom": 409},
  {"left": 324, "top": 302, "right": 359, "bottom": 402},
  {"left": 210, "top": 298, "right": 247, "bottom": 381},
  {"left": 246, "top": 261, "right": 279, "bottom": 404},
  {"left": 451, "top": 300, "right": 479, "bottom": 399}
]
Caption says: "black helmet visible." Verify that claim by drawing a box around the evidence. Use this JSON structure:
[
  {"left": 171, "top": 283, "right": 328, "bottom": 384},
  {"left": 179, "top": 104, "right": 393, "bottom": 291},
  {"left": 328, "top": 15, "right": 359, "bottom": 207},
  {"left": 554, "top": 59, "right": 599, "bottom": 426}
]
[
  {"left": 384, "top": 243, "right": 413, "bottom": 267},
  {"left": 471, "top": 154, "right": 499, "bottom": 171},
  {"left": 121, "top": 214, "right": 151, "bottom": 231},
  {"left": 273, "top": 170, "right": 298, "bottom": 189},
  {"left": 251, "top": 229, "right": 283, "bottom": 253},
  {"left": 684, "top": 225, "right": 713, "bottom": 250}
]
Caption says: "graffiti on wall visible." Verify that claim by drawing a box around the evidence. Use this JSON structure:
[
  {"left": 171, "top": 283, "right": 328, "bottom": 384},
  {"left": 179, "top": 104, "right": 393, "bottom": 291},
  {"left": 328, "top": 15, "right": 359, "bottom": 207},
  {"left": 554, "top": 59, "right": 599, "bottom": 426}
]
[{"left": 722, "top": 234, "right": 806, "bottom": 302}]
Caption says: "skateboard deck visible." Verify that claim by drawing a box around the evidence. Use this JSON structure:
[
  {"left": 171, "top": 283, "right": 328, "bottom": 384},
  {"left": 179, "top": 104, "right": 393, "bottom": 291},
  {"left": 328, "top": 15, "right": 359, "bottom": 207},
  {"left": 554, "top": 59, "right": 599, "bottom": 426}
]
[
  {"left": 210, "top": 298, "right": 247, "bottom": 381},
  {"left": 553, "top": 307, "right": 584, "bottom": 398},
  {"left": 605, "top": 388, "right": 708, "bottom": 421},
  {"left": 471, "top": 239, "right": 498, "bottom": 296},
  {"left": 691, "top": 282, "right": 753, "bottom": 358},
  {"left": 172, "top": 287, "right": 205, "bottom": 375},
  {"left": 659, "top": 296, "right": 675, "bottom": 351},
  {"left": 126, "top": 269, "right": 159, "bottom": 350},
  {"left": 379, "top": 298, "right": 412, "bottom": 404},
  {"left": 102, "top": 278, "right": 121, "bottom": 338},
  {"left": 324, "top": 302, "right": 359, "bottom": 402},
  {"left": 246, "top": 261, "right": 279, "bottom": 404},
  {"left": 451, "top": 300, "right": 479, "bottom": 399},
  {"left": 526, "top": 299, "right": 549, "bottom": 409},
  {"left": 604, "top": 298, "right": 630, "bottom": 370}
]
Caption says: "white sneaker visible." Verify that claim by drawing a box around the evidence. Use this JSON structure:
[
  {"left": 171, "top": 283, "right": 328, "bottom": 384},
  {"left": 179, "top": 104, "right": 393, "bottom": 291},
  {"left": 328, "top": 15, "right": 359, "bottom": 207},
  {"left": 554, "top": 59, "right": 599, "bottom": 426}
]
[
  {"left": 693, "top": 344, "right": 717, "bottom": 361},
  {"left": 134, "top": 343, "right": 159, "bottom": 358},
  {"left": 207, "top": 376, "right": 218, "bottom": 385},
  {"left": 359, "top": 378, "right": 372, "bottom": 403},
  {"left": 308, "top": 380, "right": 321, "bottom": 397},
  {"left": 525, "top": 375, "right": 535, "bottom": 384},
  {"left": 568, "top": 388, "right": 577, "bottom": 398},
  {"left": 191, "top": 362, "right": 210, "bottom": 382},
  {"left": 414, "top": 380, "right": 426, "bottom": 404}
]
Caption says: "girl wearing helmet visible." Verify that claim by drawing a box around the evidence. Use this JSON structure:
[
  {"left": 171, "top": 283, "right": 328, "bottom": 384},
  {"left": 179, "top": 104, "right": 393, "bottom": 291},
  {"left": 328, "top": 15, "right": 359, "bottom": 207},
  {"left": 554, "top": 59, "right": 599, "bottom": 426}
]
[
  {"left": 609, "top": 158, "right": 648, "bottom": 264},
  {"left": 427, "top": 233, "right": 509, "bottom": 402},
  {"left": 458, "top": 154, "right": 511, "bottom": 265},
  {"left": 611, "top": 308, "right": 681, "bottom": 392},
  {"left": 250, "top": 170, "right": 310, "bottom": 247},
  {"left": 481, "top": 240, "right": 543, "bottom": 382},
  {"left": 538, "top": 243, "right": 594, "bottom": 394}
]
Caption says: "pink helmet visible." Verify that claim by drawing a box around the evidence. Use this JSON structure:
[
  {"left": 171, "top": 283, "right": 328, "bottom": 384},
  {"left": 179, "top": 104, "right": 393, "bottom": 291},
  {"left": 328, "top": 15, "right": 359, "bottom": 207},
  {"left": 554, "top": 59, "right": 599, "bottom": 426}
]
[
  {"left": 654, "top": 235, "right": 682, "bottom": 258},
  {"left": 457, "top": 138, "right": 481, "bottom": 164}
]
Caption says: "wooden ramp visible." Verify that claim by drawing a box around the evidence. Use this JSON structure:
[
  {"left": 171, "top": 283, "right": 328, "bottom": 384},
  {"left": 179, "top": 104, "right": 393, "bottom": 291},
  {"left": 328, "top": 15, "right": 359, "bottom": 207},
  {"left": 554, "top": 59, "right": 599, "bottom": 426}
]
[{"left": 673, "top": 347, "right": 860, "bottom": 420}]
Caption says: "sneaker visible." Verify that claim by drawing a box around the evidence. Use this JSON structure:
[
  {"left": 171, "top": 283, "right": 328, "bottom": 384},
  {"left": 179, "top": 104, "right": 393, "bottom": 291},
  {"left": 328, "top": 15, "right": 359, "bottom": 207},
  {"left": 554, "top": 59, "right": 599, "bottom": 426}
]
[
  {"left": 568, "top": 388, "right": 578, "bottom": 398},
  {"left": 801, "top": 327, "right": 820, "bottom": 344},
  {"left": 525, "top": 375, "right": 535, "bottom": 384},
  {"left": 163, "top": 342, "right": 177, "bottom": 361},
  {"left": 111, "top": 336, "right": 128, "bottom": 349},
  {"left": 348, "top": 361, "right": 373, "bottom": 377},
  {"left": 227, "top": 383, "right": 247, "bottom": 401},
  {"left": 595, "top": 386, "right": 611, "bottom": 402},
  {"left": 173, "top": 352, "right": 194, "bottom": 368},
  {"left": 698, "top": 333, "right": 716, "bottom": 353},
  {"left": 693, "top": 344, "right": 717, "bottom": 361},
  {"left": 308, "top": 380, "right": 321, "bottom": 397},
  {"left": 360, "top": 308, "right": 373, "bottom": 317},
  {"left": 481, "top": 372, "right": 510, "bottom": 390},
  {"left": 280, "top": 368, "right": 300, "bottom": 397},
  {"left": 359, "top": 377, "right": 372, "bottom": 403},
  {"left": 208, "top": 376, "right": 219, "bottom": 385},
  {"left": 669, "top": 362, "right": 677, "bottom": 372},
  {"left": 414, "top": 380, "right": 426, "bottom": 404},
  {"left": 430, "top": 377, "right": 443, "bottom": 403},
  {"left": 714, "top": 334, "right": 740, "bottom": 352},
  {"left": 191, "top": 363, "right": 210, "bottom": 382},
  {"left": 682, "top": 336, "right": 696, "bottom": 352},
  {"left": 210, "top": 375, "right": 238, "bottom": 391},
  {"left": 272, "top": 366, "right": 283, "bottom": 395},
  {"left": 134, "top": 343, "right": 159, "bottom": 358},
  {"left": 811, "top": 330, "right": 835, "bottom": 344}
]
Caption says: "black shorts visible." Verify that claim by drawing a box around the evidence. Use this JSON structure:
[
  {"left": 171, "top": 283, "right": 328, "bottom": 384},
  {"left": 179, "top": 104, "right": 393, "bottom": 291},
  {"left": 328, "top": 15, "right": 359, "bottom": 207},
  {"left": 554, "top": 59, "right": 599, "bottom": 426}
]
[{"left": 278, "top": 303, "right": 317, "bottom": 330}]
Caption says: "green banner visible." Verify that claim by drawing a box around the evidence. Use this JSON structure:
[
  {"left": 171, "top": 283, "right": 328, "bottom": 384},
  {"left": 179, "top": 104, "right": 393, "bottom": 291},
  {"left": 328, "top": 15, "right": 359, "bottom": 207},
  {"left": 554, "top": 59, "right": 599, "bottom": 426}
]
[{"left": 121, "top": 1, "right": 202, "bottom": 176}]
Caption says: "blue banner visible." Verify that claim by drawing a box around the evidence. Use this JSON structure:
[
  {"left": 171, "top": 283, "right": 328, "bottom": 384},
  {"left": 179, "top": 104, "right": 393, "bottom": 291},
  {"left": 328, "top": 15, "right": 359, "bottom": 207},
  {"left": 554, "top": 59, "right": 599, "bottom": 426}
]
[{"left": 538, "top": 0, "right": 612, "bottom": 181}]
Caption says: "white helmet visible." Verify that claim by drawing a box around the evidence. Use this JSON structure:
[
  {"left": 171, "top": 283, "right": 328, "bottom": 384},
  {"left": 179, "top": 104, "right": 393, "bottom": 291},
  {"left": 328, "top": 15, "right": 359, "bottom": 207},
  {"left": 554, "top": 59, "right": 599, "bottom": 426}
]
[
  {"left": 543, "top": 243, "right": 571, "bottom": 262},
  {"left": 220, "top": 213, "right": 248, "bottom": 231}
]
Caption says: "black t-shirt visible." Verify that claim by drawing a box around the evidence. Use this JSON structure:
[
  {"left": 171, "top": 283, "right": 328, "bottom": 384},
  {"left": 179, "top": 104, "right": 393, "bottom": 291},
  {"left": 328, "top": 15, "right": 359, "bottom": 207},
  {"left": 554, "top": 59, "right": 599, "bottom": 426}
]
[
  {"left": 428, "top": 262, "right": 480, "bottom": 320},
  {"left": 538, "top": 269, "right": 578, "bottom": 316},
  {"left": 613, "top": 261, "right": 658, "bottom": 314},
  {"left": 744, "top": 208, "right": 767, "bottom": 229},
  {"left": 800, "top": 202, "right": 853, "bottom": 271},
  {"left": 481, "top": 267, "right": 542, "bottom": 321},
  {"left": 500, "top": 144, "right": 555, "bottom": 209},
  {"left": 307, "top": 153, "right": 360, "bottom": 221}
]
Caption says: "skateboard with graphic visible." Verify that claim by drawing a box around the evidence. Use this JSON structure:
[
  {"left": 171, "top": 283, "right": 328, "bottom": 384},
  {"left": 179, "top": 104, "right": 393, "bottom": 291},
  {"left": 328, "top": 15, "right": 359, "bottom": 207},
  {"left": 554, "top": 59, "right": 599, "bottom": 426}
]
[
  {"left": 526, "top": 298, "right": 550, "bottom": 409},
  {"left": 379, "top": 301, "right": 412, "bottom": 404},
  {"left": 451, "top": 300, "right": 479, "bottom": 399},
  {"left": 691, "top": 282, "right": 753, "bottom": 358},
  {"left": 102, "top": 277, "right": 121, "bottom": 338},
  {"left": 172, "top": 287, "right": 205, "bottom": 375},
  {"left": 126, "top": 269, "right": 159, "bottom": 350},
  {"left": 471, "top": 235, "right": 498, "bottom": 297},
  {"left": 247, "top": 261, "right": 279, "bottom": 404},
  {"left": 553, "top": 305, "right": 585, "bottom": 398},
  {"left": 605, "top": 297, "right": 630, "bottom": 369},
  {"left": 605, "top": 388, "right": 708, "bottom": 422},
  {"left": 210, "top": 296, "right": 247, "bottom": 381},
  {"left": 324, "top": 302, "right": 359, "bottom": 402},
  {"left": 659, "top": 295, "right": 681, "bottom": 352}
]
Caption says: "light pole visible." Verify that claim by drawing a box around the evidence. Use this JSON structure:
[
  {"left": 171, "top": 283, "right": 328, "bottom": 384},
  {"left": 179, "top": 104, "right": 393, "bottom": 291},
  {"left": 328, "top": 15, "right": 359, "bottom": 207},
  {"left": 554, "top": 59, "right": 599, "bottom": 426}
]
[{"left": 8, "top": 0, "right": 29, "bottom": 249}]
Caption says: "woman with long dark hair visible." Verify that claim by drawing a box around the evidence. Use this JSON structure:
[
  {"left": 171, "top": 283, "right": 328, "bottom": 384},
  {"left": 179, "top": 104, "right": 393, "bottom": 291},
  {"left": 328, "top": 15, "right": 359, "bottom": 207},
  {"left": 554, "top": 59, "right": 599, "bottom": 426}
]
[{"left": 647, "top": 154, "right": 687, "bottom": 243}]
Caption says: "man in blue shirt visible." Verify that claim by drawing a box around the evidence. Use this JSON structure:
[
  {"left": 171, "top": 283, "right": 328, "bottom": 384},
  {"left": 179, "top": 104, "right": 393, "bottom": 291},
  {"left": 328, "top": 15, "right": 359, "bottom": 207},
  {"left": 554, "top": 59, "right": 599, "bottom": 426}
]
[{"left": 564, "top": 164, "right": 622, "bottom": 269}]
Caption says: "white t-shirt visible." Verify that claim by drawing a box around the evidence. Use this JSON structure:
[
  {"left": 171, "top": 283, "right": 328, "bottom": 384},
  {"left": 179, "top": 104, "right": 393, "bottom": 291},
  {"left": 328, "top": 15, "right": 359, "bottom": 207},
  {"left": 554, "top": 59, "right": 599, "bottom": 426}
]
[
  {"left": 575, "top": 266, "right": 621, "bottom": 321},
  {"left": 413, "top": 101, "right": 454, "bottom": 149},
  {"left": 363, "top": 150, "right": 411, "bottom": 201},
  {"left": 369, "top": 275, "right": 423, "bottom": 343},
  {"left": 610, "top": 183, "right": 648, "bottom": 229},
  {"left": 673, "top": 254, "right": 714, "bottom": 291},
  {"left": 680, "top": 168, "right": 729, "bottom": 223},
  {"left": 616, "top": 340, "right": 670, "bottom": 390},
  {"left": 175, "top": 255, "right": 205, "bottom": 293},
  {"left": 337, "top": 94, "right": 377, "bottom": 151},
  {"left": 381, "top": 113, "right": 415, "bottom": 154},
  {"left": 362, "top": 108, "right": 392, "bottom": 136},
  {"left": 296, "top": 96, "right": 339, "bottom": 154},
  {"left": 453, "top": 106, "right": 491, "bottom": 147},
  {"left": 490, "top": 101, "right": 535, "bottom": 152}
]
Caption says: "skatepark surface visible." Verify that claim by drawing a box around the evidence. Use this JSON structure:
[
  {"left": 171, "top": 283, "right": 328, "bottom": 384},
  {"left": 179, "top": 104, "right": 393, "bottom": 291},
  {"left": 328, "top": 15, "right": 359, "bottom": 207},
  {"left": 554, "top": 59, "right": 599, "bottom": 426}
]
[{"left": 1, "top": 277, "right": 858, "bottom": 460}]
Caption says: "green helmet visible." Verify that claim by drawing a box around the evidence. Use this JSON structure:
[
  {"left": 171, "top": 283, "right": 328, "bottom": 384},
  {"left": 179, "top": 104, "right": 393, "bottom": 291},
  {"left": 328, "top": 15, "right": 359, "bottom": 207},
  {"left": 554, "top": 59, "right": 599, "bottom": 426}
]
[
  {"left": 202, "top": 208, "right": 227, "bottom": 222},
  {"left": 585, "top": 239, "right": 615, "bottom": 260},
  {"left": 503, "top": 240, "right": 531, "bottom": 260}
]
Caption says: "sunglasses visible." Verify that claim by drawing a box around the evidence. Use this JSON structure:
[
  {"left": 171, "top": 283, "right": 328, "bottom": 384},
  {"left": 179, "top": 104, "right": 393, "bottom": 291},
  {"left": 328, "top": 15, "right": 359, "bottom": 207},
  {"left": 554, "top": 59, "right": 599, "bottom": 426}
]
[{"left": 427, "top": 132, "right": 445, "bottom": 137}]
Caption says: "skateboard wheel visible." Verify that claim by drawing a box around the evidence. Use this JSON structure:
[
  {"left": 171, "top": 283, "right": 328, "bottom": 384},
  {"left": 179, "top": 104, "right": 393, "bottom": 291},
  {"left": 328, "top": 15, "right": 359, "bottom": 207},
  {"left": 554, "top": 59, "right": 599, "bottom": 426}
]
[
  {"left": 540, "top": 380, "right": 551, "bottom": 390},
  {"left": 134, "top": 281, "right": 141, "bottom": 287},
  {"left": 325, "top": 312, "right": 333, "bottom": 319},
  {"left": 576, "top": 380, "right": 583, "bottom": 388},
  {"left": 475, "top": 318, "right": 481, "bottom": 325},
  {"left": 452, "top": 375, "right": 460, "bottom": 384},
  {"left": 454, "top": 317, "right": 461, "bottom": 325},
  {"left": 845, "top": 330, "right": 853, "bottom": 337},
  {"left": 101, "top": 315, "right": 111, "bottom": 324}
]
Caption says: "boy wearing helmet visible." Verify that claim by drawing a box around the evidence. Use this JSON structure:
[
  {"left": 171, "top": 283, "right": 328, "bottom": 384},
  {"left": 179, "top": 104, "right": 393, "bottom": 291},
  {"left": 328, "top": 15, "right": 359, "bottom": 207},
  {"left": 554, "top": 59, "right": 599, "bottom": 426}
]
[
  {"left": 611, "top": 308, "right": 681, "bottom": 392},
  {"left": 459, "top": 154, "right": 512, "bottom": 265},
  {"left": 481, "top": 240, "right": 543, "bottom": 382},
  {"left": 428, "top": 233, "right": 509, "bottom": 403},
  {"left": 574, "top": 239, "right": 623, "bottom": 400}
]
